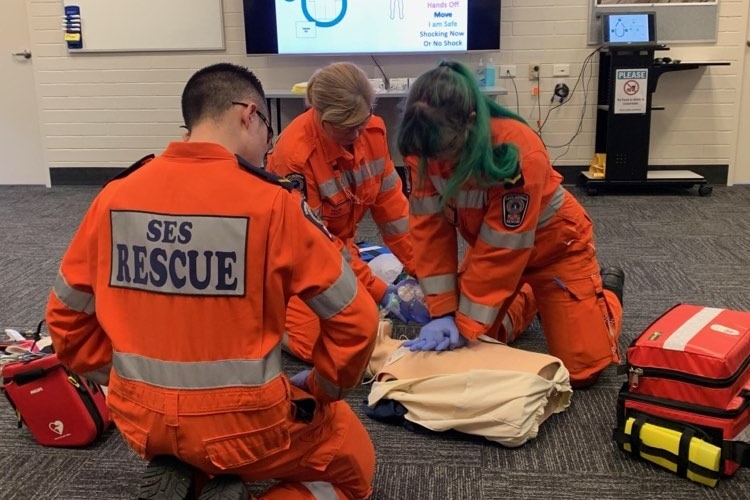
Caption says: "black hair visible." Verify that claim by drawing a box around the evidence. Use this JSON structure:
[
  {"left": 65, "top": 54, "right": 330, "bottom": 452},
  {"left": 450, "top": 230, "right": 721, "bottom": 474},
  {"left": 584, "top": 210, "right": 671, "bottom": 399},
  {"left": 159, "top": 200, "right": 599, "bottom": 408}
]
[{"left": 181, "top": 63, "right": 266, "bottom": 131}]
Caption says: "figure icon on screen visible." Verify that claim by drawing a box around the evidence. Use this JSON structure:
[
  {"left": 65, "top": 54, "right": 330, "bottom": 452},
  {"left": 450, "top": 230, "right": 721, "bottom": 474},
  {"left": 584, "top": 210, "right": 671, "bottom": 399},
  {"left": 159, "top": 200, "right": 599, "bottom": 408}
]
[
  {"left": 614, "top": 18, "right": 625, "bottom": 38},
  {"left": 390, "top": 0, "right": 404, "bottom": 20}
]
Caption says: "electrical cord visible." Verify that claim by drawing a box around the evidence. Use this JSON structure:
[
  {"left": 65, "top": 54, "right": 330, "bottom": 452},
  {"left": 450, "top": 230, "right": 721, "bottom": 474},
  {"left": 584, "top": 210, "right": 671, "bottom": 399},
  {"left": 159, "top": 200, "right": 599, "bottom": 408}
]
[
  {"left": 371, "top": 55, "right": 389, "bottom": 88},
  {"left": 537, "top": 46, "right": 602, "bottom": 162},
  {"left": 539, "top": 46, "right": 601, "bottom": 133},
  {"left": 504, "top": 69, "right": 520, "bottom": 115}
]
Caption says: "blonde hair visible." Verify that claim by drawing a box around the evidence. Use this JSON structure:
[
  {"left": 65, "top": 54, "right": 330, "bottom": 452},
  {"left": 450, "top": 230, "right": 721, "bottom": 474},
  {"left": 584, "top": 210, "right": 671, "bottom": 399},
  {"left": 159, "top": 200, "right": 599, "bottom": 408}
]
[{"left": 306, "top": 62, "right": 375, "bottom": 127}]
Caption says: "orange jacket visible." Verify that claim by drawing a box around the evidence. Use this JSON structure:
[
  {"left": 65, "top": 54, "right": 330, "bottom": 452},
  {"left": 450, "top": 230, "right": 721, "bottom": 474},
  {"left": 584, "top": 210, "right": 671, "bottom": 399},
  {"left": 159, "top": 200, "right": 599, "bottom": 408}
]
[
  {"left": 404, "top": 117, "right": 570, "bottom": 340},
  {"left": 46, "top": 142, "right": 378, "bottom": 423},
  {"left": 267, "top": 108, "right": 413, "bottom": 301}
]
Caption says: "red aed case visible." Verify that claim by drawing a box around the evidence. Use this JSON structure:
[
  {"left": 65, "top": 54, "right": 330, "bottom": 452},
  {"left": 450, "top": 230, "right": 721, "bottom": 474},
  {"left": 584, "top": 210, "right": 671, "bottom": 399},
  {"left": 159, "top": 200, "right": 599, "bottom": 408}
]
[
  {"left": 625, "top": 304, "right": 750, "bottom": 408},
  {"left": 2, "top": 353, "right": 110, "bottom": 447}
]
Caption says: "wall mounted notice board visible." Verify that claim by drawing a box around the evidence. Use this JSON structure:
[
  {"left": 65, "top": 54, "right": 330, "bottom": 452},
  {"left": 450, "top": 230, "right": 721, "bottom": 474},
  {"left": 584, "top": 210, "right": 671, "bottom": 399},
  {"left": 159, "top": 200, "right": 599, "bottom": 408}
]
[{"left": 63, "top": 0, "right": 225, "bottom": 52}]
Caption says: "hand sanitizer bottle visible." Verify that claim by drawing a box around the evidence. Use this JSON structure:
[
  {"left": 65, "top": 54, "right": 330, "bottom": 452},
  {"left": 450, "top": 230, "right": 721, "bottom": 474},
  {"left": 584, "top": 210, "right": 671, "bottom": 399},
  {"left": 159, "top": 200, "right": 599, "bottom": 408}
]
[
  {"left": 485, "top": 57, "right": 496, "bottom": 87},
  {"left": 476, "top": 58, "right": 486, "bottom": 87}
]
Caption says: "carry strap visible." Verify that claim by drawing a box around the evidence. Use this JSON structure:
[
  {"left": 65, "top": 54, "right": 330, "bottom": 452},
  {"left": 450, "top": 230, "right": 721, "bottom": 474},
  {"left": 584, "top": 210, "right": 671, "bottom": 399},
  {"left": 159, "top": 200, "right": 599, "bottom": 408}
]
[
  {"left": 2, "top": 355, "right": 60, "bottom": 386},
  {"left": 32, "top": 319, "right": 45, "bottom": 342},
  {"left": 723, "top": 441, "right": 750, "bottom": 467},
  {"left": 613, "top": 414, "right": 722, "bottom": 481},
  {"left": 724, "top": 420, "right": 750, "bottom": 467}
]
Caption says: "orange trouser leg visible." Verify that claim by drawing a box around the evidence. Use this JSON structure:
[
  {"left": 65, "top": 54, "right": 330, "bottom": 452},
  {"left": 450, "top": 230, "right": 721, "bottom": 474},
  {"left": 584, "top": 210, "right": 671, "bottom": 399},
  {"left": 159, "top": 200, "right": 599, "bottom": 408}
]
[
  {"left": 114, "top": 379, "right": 375, "bottom": 499},
  {"left": 258, "top": 481, "right": 352, "bottom": 499},
  {"left": 484, "top": 283, "right": 537, "bottom": 344},
  {"left": 501, "top": 283, "right": 537, "bottom": 343},
  {"left": 283, "top": 296, "right": 322, "bottom": 363},
  {"left": 233, "top": 397, "right": 374, "bottom": 500},
  {"left": 531, "top": 267, "right": 622, "bottom": 388}
]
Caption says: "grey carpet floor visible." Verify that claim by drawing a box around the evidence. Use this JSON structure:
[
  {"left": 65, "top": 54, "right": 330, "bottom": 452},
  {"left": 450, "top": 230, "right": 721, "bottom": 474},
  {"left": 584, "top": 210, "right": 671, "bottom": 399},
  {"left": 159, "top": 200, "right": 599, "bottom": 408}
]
[{"left": 1, "top": 184, "right": 748, "bottom": 499}]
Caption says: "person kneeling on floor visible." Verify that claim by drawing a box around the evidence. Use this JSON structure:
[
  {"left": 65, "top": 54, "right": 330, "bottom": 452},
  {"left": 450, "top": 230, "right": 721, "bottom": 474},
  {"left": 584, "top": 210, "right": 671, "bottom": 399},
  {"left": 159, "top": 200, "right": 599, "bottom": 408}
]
[{"left": 45, "top": 62, "right": 379, "bottom": 500}]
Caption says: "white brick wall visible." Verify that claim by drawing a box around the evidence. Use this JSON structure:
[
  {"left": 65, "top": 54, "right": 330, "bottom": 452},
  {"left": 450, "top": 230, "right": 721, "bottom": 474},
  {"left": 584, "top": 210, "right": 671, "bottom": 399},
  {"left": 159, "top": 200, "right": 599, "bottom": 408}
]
[{"left": 27, "top": 0, "right": 748, "bottom": 173}]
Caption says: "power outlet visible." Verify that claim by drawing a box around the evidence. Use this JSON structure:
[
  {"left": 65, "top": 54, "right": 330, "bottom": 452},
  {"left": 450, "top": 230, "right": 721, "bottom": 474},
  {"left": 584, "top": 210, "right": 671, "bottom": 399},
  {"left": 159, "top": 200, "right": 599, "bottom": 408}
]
[
  {"left": 499, "top": 65, "right": 517, "bottom": 78},
  {"left": 529, "top": 63, "right": 540, "bottom": 80},
  {"left": 553, "top": 64, "right": 570, "bottom": 77}
]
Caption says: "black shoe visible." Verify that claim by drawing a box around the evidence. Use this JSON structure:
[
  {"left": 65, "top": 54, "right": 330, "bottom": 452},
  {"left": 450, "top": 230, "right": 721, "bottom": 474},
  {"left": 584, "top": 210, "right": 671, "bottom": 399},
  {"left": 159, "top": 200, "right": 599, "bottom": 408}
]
[
  {"left": 137, "top": 455, "right": 195, "bottom": 500},
  {"left": 198, "top": 475, "right": 248, "bottom": 500},
  {"left": 601, "top": 266, "right": 625, "bottom": 306}
]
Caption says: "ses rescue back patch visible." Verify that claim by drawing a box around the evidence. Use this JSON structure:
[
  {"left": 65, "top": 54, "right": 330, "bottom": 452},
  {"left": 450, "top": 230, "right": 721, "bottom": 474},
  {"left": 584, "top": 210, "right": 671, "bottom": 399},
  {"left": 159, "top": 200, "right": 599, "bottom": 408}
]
[{"left": 109, "top": 211, "right": 247, "bottom": 296}]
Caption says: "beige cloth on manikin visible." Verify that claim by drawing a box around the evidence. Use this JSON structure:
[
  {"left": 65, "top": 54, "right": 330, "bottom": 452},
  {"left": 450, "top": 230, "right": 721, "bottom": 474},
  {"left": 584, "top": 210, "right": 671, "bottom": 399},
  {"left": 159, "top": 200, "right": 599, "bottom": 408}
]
[{"left": 366, "top": 321, "right": 573, "bottom": 447}]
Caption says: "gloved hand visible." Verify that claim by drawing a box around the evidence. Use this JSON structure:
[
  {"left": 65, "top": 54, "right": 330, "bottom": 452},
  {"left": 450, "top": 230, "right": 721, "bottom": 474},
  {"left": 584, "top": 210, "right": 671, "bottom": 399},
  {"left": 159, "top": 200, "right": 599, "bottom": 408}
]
[
  {"left": 289, "top": 369, "right": 311, "bottom": 392},
  {"left": 402, "top": 316, "right": 467, "bottom": 352}
]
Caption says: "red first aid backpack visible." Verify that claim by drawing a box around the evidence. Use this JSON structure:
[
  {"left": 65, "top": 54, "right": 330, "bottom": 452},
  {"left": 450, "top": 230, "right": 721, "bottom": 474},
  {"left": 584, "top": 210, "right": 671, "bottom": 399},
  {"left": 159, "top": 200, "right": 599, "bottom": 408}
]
[{"left": 614, "top": 304, "right": 750, "bottom": 486}]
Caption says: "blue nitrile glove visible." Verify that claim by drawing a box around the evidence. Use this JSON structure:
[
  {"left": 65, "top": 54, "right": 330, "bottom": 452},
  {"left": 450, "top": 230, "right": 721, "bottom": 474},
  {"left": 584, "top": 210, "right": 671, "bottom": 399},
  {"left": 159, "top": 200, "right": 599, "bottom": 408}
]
[
  {"left": 289, "top": 369, "right": 311, "bottom": 392},
  {"left": 402, "top": 316, "right": 467, "bottom": 351}
]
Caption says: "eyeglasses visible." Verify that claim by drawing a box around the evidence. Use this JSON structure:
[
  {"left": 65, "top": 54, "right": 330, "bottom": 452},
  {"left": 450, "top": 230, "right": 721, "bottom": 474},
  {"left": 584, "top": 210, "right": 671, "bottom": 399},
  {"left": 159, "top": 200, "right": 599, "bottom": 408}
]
[{"left": 231, "top": 101, "right": 274, "bottom": 142}]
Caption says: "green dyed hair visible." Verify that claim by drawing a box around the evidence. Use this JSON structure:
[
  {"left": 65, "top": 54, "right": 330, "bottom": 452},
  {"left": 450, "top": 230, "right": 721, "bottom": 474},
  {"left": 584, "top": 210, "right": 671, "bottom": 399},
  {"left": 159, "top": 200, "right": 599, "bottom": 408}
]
[{"left": 397, "top": 60, "right": 526, "bottom": 206}]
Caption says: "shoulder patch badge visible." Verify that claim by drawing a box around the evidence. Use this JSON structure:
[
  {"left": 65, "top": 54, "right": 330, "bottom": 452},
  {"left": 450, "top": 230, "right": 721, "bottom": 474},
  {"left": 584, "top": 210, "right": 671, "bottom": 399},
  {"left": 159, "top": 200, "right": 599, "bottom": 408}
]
[
  {"left": 301, "top": 200, "right": 333, "bottom": 240},
  {"left": 502, "top": 193, "right": 529, "bottom": 228},
  {"left": 286, "top": 173, "right": 307, "bottom": 200}
]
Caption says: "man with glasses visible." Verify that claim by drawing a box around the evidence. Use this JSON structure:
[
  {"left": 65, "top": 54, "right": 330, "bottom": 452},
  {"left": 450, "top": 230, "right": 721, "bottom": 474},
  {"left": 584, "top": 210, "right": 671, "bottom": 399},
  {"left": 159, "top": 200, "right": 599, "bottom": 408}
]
[{"left": 45, "top": 62, "right": 379, "bottom": 500}]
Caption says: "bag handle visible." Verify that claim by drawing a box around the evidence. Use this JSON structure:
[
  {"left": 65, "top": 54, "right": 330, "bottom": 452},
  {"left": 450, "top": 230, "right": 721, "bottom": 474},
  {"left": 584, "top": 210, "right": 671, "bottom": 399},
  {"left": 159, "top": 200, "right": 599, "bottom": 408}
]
[
  {"left": 724, "top": 439, "right": 750, "bottom": 467},
  {"left": 2, "top": 357, "right": 60, "bottom": 386}
]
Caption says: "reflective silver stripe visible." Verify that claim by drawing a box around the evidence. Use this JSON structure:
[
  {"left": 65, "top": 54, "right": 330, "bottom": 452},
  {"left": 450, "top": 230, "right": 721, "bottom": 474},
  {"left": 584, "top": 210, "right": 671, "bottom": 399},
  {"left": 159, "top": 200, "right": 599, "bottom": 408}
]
[
  {"left": 82, "top": 364, "right": 111, "bottom": 386},
  {"left": 663, "top": 307, "right": 723, "bottom": 351},
  {"left": 502, "top": 313, "right": 514, "bottom": 342},
  {"left": 410, "top": 195, "right": 442, "bottom": 215},
  {"left": 537, "top": 185, "right": 566, "bottom": 228},
  {"left": 457, "top": 189, "right": 487, "bottom": 209},
  {"left": 301, "top": 481, "right": 338, "bottom": 500},
  {"left": 459, "top": 295, "right": 500, "bottom": 325},
  {"left": 112, "top": 345, "right": 282, "bottom": 389},
  {"left": 305, "top": 260, "right": 358, "bottom": 320},
  {"left": 53, "top": 271, "right": 95, "bottom": 314},
  {"left": 420, "top": 273, "right": 456, "bottom": 295},
  {"left": 479, "top": 222, "right": 535, "bottom": 249},
  {"left": 379, "top": 216, "right": 409, "bottom": 237},
  {"left": 428, "top": 175, "right": 447, "bottom": 195},
  {"left": 341, "top": 246, "right": 352, "bottom": 263},
  {"left": 379, "top": 170, "right": 400, "bottom": 192},
  {"left": 314, "top": 370, "right": 351, "bottom": 400},
  {"left": 319, "top": 178, "right": 339, "bottom": 198},
  {"left": 352, "top": 158, "right": 385, "bottom": 187},
  {"left": 280, "top": 331, "right": 291, "bottom": 353}
]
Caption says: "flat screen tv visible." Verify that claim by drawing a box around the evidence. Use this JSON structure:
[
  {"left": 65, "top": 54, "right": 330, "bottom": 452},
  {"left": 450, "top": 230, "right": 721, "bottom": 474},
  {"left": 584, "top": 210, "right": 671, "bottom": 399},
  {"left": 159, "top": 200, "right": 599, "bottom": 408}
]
[{"left": 243, "top": 0, "right": 501, "bottom": 55}]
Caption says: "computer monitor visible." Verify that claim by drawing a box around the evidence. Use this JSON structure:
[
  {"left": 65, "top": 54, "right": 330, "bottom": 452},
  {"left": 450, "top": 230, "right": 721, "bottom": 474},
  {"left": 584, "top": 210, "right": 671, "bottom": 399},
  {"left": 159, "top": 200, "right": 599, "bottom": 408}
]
[{"left": 601, "top": 12, "right": 656, "bottom": 46}]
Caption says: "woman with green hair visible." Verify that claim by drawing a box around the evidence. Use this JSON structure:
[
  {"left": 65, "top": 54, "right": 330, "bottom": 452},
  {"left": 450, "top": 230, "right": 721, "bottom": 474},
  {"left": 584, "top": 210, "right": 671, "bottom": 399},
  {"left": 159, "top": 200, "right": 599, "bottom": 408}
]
[{"left": 397, "top": 60, "right": 624, "bottom": 388}]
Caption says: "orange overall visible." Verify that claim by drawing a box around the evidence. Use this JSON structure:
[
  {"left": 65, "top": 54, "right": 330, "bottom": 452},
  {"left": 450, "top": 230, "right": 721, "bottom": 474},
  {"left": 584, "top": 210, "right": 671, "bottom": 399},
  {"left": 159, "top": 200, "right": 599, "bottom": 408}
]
[
  {"left": 405, "top": 118, "right": 623, "bottom": 387},
  {"left": 267, "top": 109, "right": 413, "bottom": 361},
  {"left": 46, "top": 142, "right": 379, "bottom": 499},
  {"left": 268, "top": 109, "right": 536, "bottom": 361}
]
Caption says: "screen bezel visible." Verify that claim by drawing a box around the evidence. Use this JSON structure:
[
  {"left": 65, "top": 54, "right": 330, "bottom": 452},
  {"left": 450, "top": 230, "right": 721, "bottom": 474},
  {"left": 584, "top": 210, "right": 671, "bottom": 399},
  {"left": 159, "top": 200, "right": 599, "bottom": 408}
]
[
  {"left": 601, "top": 11, "right": 656, "bottom": 45},
  {"left": 242, "top": 0, "right": 501, "bottom": 56}
]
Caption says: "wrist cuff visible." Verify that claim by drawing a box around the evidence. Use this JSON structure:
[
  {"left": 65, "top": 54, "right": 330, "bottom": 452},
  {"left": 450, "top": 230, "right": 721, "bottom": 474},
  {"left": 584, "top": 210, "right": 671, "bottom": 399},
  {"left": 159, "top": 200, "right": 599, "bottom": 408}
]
[{"left": 431, "top": 312, "right": 455, "bottom": 320}]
